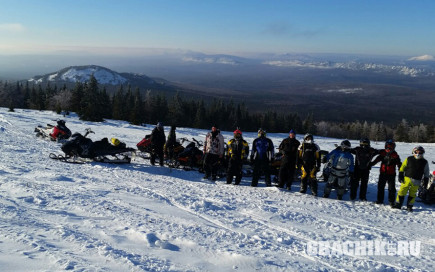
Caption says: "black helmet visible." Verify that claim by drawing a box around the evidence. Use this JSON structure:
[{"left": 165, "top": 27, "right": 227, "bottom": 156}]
[
  {"left": 57, "top": 120, "right": 66, "bottom": 126},
  {"left": 360, "top": 138, "right": 370, "bottom": 147},
  {"left": 340, "top": 140, "right": 351, "bottom": 150},
  {"left": 385, "top": 139, "right": 396, "bottom": 150}
]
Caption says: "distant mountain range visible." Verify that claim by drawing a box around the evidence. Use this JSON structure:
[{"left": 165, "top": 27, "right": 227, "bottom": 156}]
[{"left": 21, "top": 52, "right": 435, "bottom": 124}]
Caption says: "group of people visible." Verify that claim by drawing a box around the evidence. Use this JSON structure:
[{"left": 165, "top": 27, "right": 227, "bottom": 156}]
[{"left": 147, "top": 122, "right": 433, "bottom": 212}]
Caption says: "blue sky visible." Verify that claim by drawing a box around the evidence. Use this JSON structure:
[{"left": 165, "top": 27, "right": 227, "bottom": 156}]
[{"left": 1, "top": 0, "right": 434, "bottom": 57}]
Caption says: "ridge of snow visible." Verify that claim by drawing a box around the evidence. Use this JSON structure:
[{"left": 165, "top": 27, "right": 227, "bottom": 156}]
[{"left": 263, "top": 60, "right": 434, "bottom": 77}]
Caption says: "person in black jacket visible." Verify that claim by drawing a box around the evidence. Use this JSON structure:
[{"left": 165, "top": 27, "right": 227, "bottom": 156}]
[
  {"left": 150, "top": 122, "right": 166, "bottom": 166},
  {"left": 164, "top": 125, "right": 177, "bottom": 160},
  {"left": 226, "top": 129, "right": 249, "bottom": 185},
  {"left": 278, "top": 129, "right": 300, "bottom": 190},
  {"left": 350, "top": 138, "right": 378, "bottom": 201}
]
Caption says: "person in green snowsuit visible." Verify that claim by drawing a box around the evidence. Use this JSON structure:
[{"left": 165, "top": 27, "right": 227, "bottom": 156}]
[{"left": 392, "top": 146, "right": 430, "bottom": 212}]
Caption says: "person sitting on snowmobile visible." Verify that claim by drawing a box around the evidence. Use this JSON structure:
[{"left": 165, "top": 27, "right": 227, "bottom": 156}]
[
  {"left": 419, "top": 170, "right": 435, "bottom": 204},
  {"left": 323, "top": 140, "right": 355, "bottom": 200},
  {"left": 49, "top": 120, "right": 72, "bottom": 141}
]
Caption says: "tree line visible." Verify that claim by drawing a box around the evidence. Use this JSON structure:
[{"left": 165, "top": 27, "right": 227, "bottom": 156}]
[{"left": 1, "top": 76, "right": 434, "bottom": 143}]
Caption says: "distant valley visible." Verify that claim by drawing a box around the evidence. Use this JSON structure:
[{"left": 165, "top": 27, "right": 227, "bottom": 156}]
[{"left": 4, "top": 51, "right": 435, "bottom": 125}]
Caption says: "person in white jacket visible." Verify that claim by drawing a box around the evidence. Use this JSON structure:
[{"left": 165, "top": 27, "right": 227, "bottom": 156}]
[{"left": 203, "top": 125, "right": 224, "bottom": 180}]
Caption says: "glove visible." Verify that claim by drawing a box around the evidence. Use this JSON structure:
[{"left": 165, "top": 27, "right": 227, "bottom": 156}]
[
  {"left": 398, "top": 172, "right": 405, "bottom": 183},
  {"left": 423, "top": 177, "right": 429, "bottom": 188}
]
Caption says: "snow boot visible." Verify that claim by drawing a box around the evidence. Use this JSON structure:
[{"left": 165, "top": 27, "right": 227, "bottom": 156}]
[
  {"left": 392, "top": 196, "right": 404, "bottom": 209},
  {"left": 407, "top": 205, "right": 413, "bottom": 212}
]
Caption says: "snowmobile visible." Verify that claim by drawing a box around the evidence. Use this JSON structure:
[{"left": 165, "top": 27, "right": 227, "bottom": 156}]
[
  {"left": 35, "top": 120, "right": 72, "bottom": 142},
  {"left": 136, "top": 134, "right": 152, "bottom": 159},
  {"left": 417, "top": 171, "right": 435, "bottom": 204},
  {"left": 50, "top": 128, "right": 135, "bottom": 164},
  {"left": 166, "top": 137, "right": 205, "bottom": 171}
]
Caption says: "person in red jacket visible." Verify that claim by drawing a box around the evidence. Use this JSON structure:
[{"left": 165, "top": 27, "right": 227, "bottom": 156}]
[{"left": 370, "top": 139, "right": 402, "bottom": 206}]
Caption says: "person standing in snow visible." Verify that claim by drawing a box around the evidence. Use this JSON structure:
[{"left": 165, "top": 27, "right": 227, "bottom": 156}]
[
  {"left": 203, "top": 125, "right": 225, "bottom": 181},
  {"left": 298, "top": 133, "right": 321, "bottom": 196},
  {"left": 323, "top": 140, "right": 355, "bottom": 200},
  {"left": 277, "top": 129, "right": 300, "bottom": 190},
  {"left": 370, "top": 139, "right": 401, "bottom": 207},
  {"left": 150, "top": 122, "right": 166, "bottom": 166},
  {"left": 250, "top": 129, "right": 275, "bottom": 187},
  {"left": 226, "top": 129, "right": 249, "bottom": 185},
  {"left": 164, "top": 125, "right": 177, "bottom": 160},
  {"left": 392, "top": 146, "right": 430, "bottom": 212},
  {"left": 349, "top": 138, "right": 379, "bottom": 201}
]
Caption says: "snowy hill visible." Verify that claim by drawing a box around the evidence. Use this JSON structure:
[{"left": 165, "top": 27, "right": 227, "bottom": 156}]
[
  {"left": 1, "top": 107, "right": 434, "bottom": 271},
  {"left": 28, "top": 65, "right": 160, "bottom": 87}
]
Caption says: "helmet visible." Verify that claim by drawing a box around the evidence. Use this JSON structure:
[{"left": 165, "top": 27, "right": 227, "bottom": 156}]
[
  {"left": 360, "top": 138, "right": 370, "bottom": 147},
  {"left": 304, "top": 133, "right": 313, "bottom": 143},
  {"left": 258, "top": 128, "right": 266, "bottom": 137},
  {"left": 340, "top": 140, "right": 351, "bottom": 150},
  {"left": 157, "top": 122, "right": 163, "bottom": 128},
  {"left": 412, "top": 146, "right": 425, "bottom": 159},
  {"left": 385, "top": 139, "right": 396, "bottom": 150},
  {"left": 57, "top": 120, "right": 66, "bottom": 126},
  {"left": 111, "top": 138, "right": 121, "bottom": 146},
  {"left": 234, "top": 129, "right": 242, "bottom": 136}
]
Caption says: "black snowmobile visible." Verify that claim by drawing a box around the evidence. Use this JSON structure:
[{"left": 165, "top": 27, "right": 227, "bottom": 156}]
[
  {"left": 417, "top": 172, "right": 435, "bottom": 205},
  {"left": 50, "top": 128, "right": 135, "bottom": 164},
  {"left": 166, "top": 137, "right": 205, "bottom": 171},
  {"left": 35, "top": 120, "right": 72, "bottom": 142}
]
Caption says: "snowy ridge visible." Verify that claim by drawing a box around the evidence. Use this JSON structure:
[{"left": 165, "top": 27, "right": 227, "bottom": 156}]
[
  {"left": 263, "top": 60, "right": 434, "bottom": 77},
  {"left": 182, "top": 56, "right": 240, "bottom": 65},
  {"left": 29, "top": 65, "right": 128, "bottom": 85},
  {"left": 0, "top": 107, "right": 434, "bottom": 271}
]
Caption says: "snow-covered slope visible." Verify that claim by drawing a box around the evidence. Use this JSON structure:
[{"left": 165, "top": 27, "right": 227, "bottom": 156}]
[
  {"left": 1, "top": 108, "right": 434, "bottom": 271},
  {"left": 29, "top": 65, "right": 129, "bottom": 85}
]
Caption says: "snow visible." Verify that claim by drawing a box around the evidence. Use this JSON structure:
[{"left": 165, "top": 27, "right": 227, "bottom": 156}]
[
  {"left": 60, "top": 67, "right": 128, "bottom": 85},
  {"left": 408, "top": 55, "right": 435, "bottom": 61},
  {"left": 1, "top": 107, "right": 434, "bottom": 272},
  {"left": 263, "top": 60, "right": 434, "bottom": 77}
]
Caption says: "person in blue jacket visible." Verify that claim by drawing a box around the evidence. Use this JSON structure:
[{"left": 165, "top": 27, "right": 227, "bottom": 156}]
[
  {"left": 323, "top": 140, "right": 355, "bottom": 200},
  {"left": 250, "top": 129, "right": 274, "bottom": 187}
]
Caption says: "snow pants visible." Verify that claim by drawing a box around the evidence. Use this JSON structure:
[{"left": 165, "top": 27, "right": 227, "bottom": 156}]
[
  {"left": 300, "top": 165, "right": 317, "bottom": 195},
  {"left": 396, "top": 179, "right": 419, "bottom": 205},
  {"left": 150, "top": 146, "right": 164, "bottom": 166},
  {"left": 251, "top": 159, "right": 271, "bottom": 187},
  {"left": 227, "top": 159, "right": 243, "bottom": 185},
  {"left": 324, "top": 170, "right": 348, "bottom": 199},
  {"left": 377, "top": 173, "right": 396, "bottom": 204},
  {"left": 203, "top": 153, "right": 220, "bottom": 178},
  {"left": 278, "top": 159, "right": 297, "bottom": 189},
  {"left": 350, "top": 169, "right": 370, "bottom": 200}
]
